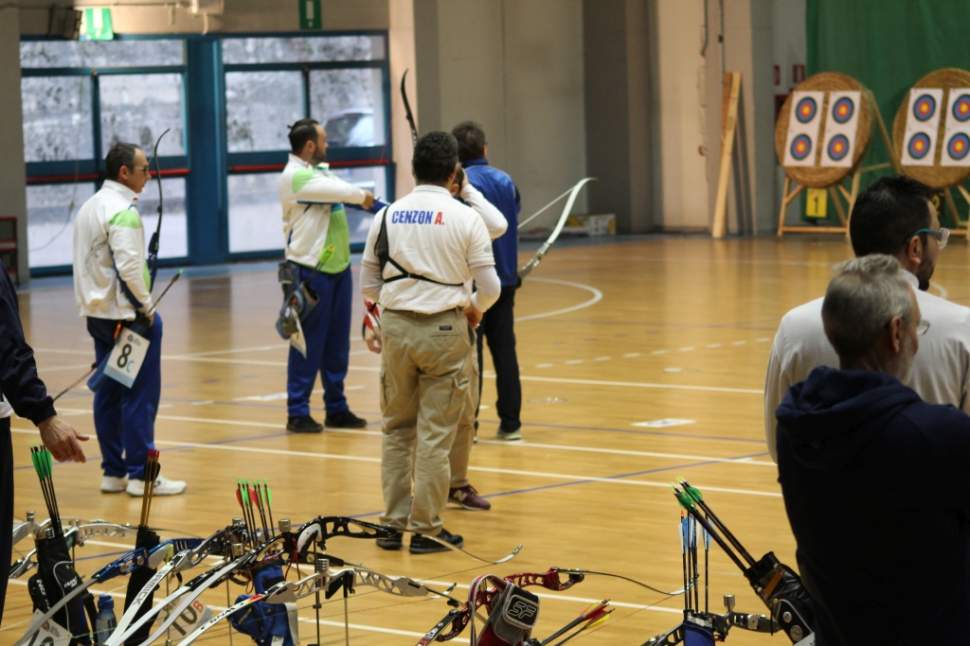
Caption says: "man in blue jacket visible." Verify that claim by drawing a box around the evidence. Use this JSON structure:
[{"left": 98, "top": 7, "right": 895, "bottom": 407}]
[
  {"left": 776, "top": 254, "right": 970, "bottom": 645},
  {"left": 452, "top": 121, "right": 523, "bottom": 442}
]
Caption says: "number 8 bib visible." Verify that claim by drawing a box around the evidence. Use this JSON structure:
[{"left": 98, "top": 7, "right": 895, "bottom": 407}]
[{"left": 102, "top": 329, "right": 150, "bottom": 388}]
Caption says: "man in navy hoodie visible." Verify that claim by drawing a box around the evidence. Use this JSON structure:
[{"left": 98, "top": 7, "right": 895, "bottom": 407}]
[
  {"left": 452, "top": 122, "right": 523, "bottom": 442},
  {"left": 776, "top": 254, "right": 970, "bottom": 645}
]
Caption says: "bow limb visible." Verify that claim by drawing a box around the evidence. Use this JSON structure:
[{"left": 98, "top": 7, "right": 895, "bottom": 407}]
[
  {"left": 517, "top": 177, "right": 596, "bottom": 281},
  {"left": 147, "top": 127, "right": 171, "bottom": 290},
  {"left": 400, "top": 68, "right": 419, "bottom": 145},
  {"left": 552, "top": 567, "right": 687, "bottom": 596}
]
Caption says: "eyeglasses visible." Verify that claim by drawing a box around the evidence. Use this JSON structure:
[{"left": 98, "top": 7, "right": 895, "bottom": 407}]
[
  {"left": 916, "top": 319, "right": 930, "bottom": 336},
  {"left": 913, "top": 227, "right": 950, "bottom": 250}
]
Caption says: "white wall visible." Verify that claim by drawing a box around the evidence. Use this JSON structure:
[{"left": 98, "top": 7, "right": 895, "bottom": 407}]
[
  {"left": 653, "top": 0, "right": 710, "bottom": 230},
  {"left": 411, "top": 0, "right": 587, "bottom": 224}
]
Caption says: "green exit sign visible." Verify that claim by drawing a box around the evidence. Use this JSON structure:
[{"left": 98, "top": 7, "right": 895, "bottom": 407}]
[
  {"left": 299, "top": 0, "right": 321, "bottom": 30},
  {"left": 81, "top": 8, "right": 114, "bottom": 41}
]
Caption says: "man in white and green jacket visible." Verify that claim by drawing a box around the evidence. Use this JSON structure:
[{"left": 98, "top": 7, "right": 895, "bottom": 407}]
[
  {"left": 73, "top": 142, "right": 184, "bottom": 496},
  {"left": 278, "top": 118, "right": 375, "bottom": 433}
]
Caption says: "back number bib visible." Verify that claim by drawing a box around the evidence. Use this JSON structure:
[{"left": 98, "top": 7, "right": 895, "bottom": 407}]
[{"left": 103, "top": 328, "right": 150, "bottom": 388}]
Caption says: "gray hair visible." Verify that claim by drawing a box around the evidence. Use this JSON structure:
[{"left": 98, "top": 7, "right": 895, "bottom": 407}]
[{"left": 821, "top": 254, "right": 916, "bottom": 362}]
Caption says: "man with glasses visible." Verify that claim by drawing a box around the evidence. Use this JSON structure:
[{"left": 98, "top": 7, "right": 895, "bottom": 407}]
[
  {"left": 776, "top": 254, "right": 970, "bottom": 645},
  {"left": 73, "top": 143, "right": 185, "bottom": 496},
  {"left": 764, "top": 175, "right": 970, "bottom": 461}
]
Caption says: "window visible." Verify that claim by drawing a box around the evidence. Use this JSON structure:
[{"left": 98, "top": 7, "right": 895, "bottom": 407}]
[
  {"left": 310, "top": 69, "right": 385, "bottom": 147},
  {"left": 20, "top": 32, "right": 391, "bottom": 273},
  {"left": 100, "top": 74, "right": 186, "bottom": 155},
  {"left": 225, "top": 71, "right": 303, "bottom": 152},
  {"left": 21, "top": 77, "right": 93, "bottom": 162},
  {"left": 227, "top": 173, "right": 284, "bottom": 253},
  {"left": 221, "top": 35, "right": 384, "bottom": 64},
  {"left": 26, "top": 183, "right": 95, "bottom": 269},
  {"left": 20, "top": 39, "right": 184, "bottom": 68},
  {"left": 20, "top": 37, "right": 189, "bottom": 270}
]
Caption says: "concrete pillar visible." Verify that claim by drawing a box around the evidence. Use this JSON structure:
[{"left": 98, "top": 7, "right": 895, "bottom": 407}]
[
  {"left": 411, "top": 0, "right": 587, "bottom": 224},
  {"left": 584, "top": 0, "right": 654, "bottom": 233},
  {"left": 0, "top": 8, "right": 28, "bottom": 280},
  {"left": 388, "top": 0, "right": 419, "bottom": 197}
]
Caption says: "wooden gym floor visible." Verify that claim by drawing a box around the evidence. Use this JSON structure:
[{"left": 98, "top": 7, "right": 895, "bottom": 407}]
[{"left": 5, "top": 235, "right": 968, "bottom": 644}]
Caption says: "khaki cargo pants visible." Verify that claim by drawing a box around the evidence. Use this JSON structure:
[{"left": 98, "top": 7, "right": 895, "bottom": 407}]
[{"left": 380, "top": 308, "right": 473, "bottom": 534}]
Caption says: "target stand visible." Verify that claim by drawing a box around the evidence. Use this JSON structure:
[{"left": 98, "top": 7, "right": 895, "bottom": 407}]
[
  {"left": 775, "top": 72, "right": 893, "bottom": 237},
  {"left": 892, "top": 67, "right": 970, "bottom": 237}
]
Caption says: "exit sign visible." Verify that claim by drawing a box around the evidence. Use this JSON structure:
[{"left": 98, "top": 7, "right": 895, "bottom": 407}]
[
  {"left": 299, "top": 0, "right": 321, "bottom": 30},
  {"left": 81, "top": 8, "right": 114, "bottom": 41}
]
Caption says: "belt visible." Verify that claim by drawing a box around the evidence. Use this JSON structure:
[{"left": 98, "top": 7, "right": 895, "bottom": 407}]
[{"left": 383, "top": 307, "right": 462, "bottom": 318}]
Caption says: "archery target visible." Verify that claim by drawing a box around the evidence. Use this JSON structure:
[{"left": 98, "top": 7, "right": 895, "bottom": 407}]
[
  {"left": 941, "top": 88, "right": 970, "bottom": 166},
  {"left": 789, "top": 134, "right": 813, "bottom": 162},
  {"left": 901, "top": 88, "right": 943, "bottom": 166},
  {"left": 784, "top": 91, "right": 824, "bottom": 167},
  {"left": 821, "top": 91, "right": 860, "bottom": 167}
]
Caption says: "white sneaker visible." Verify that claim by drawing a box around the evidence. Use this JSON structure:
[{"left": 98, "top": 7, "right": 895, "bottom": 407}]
[
  {"left": 101, "top": 475, "right": 127, "bottom": 493},
  {"left": 127, "top": 475, "right": 187, "bottom": 497}
]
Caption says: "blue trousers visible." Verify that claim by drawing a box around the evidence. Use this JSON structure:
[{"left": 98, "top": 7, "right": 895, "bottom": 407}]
[
  {"left": 287, "top": 266, "right": 352, "bottom": 417},
  {"left": 88, "top": 315, "right": 162, "bottom": 479}
]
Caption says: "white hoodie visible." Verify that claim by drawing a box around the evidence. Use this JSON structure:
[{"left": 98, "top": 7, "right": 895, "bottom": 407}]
[{"left": 73, "top": 180, "right": 153, "bottom": 321}]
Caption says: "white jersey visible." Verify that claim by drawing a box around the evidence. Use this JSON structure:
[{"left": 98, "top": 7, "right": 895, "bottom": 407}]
[
  {"left": 361, "top": 184, "right": 495, "bottom": 314},
  {"left": 278, "top": 154, "right": 367, "bottom": 272},
  {"left": 73, "top": 180, "right": 152, "bottom": 321},
  {"left": 764, "top": 271, "right": 970, "bottom": 460},
  {"left": 0, "top": 398, "right": 11, "bottom": 419}
]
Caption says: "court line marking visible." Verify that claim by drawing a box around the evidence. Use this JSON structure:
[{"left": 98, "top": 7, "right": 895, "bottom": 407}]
[
  {"left": 15, "top": 423, "right": 779, "bottom": 498},
  {"left": 515, "top": 276, "right": 603, "bottom": 322},
  {"left": 37, "top": 351, "right": 764, "bottom": 395},
  {"left": 14, "top": 413, "right": 774, "bottom": 467}
]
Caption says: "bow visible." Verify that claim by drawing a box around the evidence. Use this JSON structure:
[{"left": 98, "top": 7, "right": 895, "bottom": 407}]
[
  {"left": 294, "top": 515, "right": 522, "bottom": 566},
  {"left": 111, "top": 527, "right": 237, "bottom": 641},
  {"left": 673, "top": 479, "right": 815, "bottom": 644},
  {"left": 9, "top": 519, "right": 139, "bottom": 578},
  {"left": 517, "top": 177, "right": 596, "bottom": 280},
  {"left": 14, "top": 538, "right": 200, "bottom": 646},
  {"left": 176, "top": 563, "right": 459, "bottom": 645},
  {"left": 107, "top": 522, "right": 258, "bottom": 645},
  {"left": 147, "top": 128, "right": 171, "bottom": 290},
  {"left": 401, "top": 68, "right": 419, "bottom": 145},
  {"left": 418, "top": 568, "right": 585, "bottom": 644}
]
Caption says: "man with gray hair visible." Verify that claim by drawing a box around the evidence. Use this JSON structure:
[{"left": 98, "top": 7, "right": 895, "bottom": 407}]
[{"left": 775, "top": 254, "right": 970, "bottom": 646}]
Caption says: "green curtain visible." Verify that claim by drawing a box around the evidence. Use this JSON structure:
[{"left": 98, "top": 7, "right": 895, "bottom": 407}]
[{"left": 807, "top": 0, "right": 970, "bottom": 172}]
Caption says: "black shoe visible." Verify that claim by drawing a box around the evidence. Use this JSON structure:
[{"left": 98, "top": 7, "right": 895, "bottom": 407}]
[
  {"left": 286, "top": 415, "right": 323, "bottom": 433},
  {"left": 325, "top": 410, "right": 367, "bottom": 429},
  {"left": 376, "top": 528, "right": 403, "bottom": 551},
  {"left": 409, "top": 528, "right": 464, "bottom": 554}
]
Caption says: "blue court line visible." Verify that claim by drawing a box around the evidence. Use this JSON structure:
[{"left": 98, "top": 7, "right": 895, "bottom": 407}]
[{"left": 345, "top": 449, "right": 771, "bottom": 519}]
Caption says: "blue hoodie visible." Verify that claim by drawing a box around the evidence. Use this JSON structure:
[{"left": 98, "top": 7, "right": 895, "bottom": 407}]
[
  {"left": 463, "top": 157, "right": 520, "bottom": 286},
  {"left": 776, "top": 366, "right": 970, "bottom": 645}
]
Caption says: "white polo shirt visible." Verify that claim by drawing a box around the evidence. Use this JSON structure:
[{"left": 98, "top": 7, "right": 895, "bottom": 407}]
[
  {"left": 361, "top": 184, "right": 495, "bottom": 314},
  {"left": 764, "top": 271, "right": 970, "bottom": 460}
]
